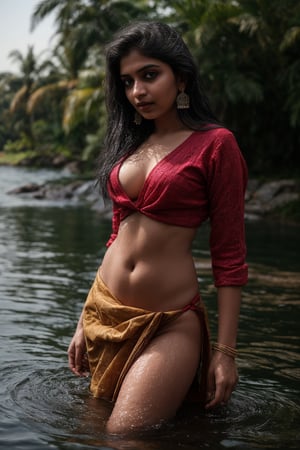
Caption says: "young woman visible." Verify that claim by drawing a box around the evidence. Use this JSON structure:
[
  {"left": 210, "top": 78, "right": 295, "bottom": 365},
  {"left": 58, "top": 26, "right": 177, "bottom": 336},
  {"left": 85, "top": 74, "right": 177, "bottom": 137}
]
[{"left": 68, "top": 21, "right": 248, "bottom": 435}]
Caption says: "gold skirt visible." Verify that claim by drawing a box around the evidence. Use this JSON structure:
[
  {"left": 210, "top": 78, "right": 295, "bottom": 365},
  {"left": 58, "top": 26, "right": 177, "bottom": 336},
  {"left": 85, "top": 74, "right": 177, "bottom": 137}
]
[{"left": 83, "top": 272, "right": 210, "bottom": 403}]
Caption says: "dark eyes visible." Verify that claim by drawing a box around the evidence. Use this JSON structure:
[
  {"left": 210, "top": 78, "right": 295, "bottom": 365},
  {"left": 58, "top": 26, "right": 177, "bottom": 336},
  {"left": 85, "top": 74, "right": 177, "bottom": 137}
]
[
  {"left": 121, "top": 71, "right": 158, "bottom": 88},
  {"left": 122, "top": 78, "right": 133, "bottom": 88},
  {"left": 144, "top": 71, "right": 158, "bottom": 80}
]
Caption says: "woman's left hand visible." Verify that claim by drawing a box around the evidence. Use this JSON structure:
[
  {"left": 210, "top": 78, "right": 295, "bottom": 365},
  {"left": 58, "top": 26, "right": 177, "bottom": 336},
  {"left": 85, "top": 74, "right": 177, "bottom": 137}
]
[{"left": 205, "top": 351, "right": 238, "bottom": 409}]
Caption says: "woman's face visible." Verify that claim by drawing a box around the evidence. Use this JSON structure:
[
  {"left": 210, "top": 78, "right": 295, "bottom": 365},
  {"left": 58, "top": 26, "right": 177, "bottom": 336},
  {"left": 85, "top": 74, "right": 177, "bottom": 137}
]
[{"left": 119, "top": 50, "right": 183, "bottom": 122}]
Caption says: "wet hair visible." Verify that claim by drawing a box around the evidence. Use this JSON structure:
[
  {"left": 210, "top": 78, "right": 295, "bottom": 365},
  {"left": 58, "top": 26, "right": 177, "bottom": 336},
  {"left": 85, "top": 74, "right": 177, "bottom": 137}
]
[{"left": 97, "top": 21, "right": 220, "bottom": 195}]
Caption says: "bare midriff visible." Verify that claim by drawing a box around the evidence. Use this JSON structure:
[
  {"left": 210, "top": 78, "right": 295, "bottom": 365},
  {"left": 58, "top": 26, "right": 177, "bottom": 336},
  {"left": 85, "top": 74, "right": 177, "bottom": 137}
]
[{"left": 100, "top": 212, "right": 199, "bottom": 312}]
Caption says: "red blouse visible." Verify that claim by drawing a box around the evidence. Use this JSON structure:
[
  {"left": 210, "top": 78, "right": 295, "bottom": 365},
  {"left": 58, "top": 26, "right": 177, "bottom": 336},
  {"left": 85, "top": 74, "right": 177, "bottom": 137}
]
[{"left": 107, "top": 128, "right": 248, "bottom": 287}]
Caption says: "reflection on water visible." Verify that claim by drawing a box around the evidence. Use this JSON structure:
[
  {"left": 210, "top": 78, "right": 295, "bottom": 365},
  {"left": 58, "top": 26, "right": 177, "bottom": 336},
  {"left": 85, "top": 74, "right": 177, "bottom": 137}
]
[{"left": 0, "top": 167, "right": 299, "bottom": 449}]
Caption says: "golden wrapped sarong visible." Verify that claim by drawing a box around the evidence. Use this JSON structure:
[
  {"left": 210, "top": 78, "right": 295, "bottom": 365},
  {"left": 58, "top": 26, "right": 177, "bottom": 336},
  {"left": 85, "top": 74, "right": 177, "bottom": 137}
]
[{"left": 83, "top": 272, "right": 210, "bottom": 403}]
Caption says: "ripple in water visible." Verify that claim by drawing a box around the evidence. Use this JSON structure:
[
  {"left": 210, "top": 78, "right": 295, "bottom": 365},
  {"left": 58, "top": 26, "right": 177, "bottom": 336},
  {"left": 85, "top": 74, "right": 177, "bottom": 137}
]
[
  {"left": 11, "top": 364, "right": 93, "bottom": 431},
  {"left": 5, "top": 362, "right": 299, "bottom": 449}
]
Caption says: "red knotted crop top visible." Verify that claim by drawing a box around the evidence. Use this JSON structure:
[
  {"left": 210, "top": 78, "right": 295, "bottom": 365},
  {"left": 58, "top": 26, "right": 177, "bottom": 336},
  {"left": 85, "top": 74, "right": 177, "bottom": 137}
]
[{"left": 106, "top": 128, "right": 248, "bottom": 287}]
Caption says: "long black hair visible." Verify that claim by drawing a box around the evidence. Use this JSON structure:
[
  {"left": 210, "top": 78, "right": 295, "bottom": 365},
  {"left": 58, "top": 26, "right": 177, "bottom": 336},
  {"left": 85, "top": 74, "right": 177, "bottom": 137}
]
[{"left": 97, "top": 21, "right": 220, "bottom": 195}]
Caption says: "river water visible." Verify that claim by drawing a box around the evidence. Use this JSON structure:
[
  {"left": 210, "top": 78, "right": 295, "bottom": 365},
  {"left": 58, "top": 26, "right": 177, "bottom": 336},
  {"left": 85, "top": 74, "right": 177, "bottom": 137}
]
[{"left": 0, "top": 166, "right": 299, "bottom": 450}]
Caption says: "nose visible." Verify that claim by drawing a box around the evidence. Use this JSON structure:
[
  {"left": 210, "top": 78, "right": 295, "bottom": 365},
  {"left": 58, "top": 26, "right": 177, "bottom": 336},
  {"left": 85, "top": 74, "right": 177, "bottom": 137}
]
[{"left": 132, "top": 80, "right": 146, "bottom": 97}]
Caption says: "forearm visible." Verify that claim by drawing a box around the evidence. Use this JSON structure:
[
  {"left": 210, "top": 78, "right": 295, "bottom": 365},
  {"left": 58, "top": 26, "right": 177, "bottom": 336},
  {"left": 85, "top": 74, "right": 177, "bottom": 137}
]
[
  {"left": 76, "top": 307, "right": 85, "bottom": 330},
  {"left": 68, "top": 305, "right": 88, "bottom": 376},
  {"left": 216, "top": 286, "right": 241, "bottom": 348}
]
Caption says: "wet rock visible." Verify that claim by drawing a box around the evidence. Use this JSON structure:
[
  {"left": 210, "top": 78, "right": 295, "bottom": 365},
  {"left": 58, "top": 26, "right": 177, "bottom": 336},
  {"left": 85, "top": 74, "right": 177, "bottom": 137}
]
[
  {"left": 6, "top": 177, "right": 300, "bottom": 221},
  {"left": 245, "top": 179, "right": 299, "bottom": 217},
  {"left": 253, "top": 179, "right": 297, "bottom": 203},
  {"left": 7, "top": 183, "right": 42, "bottom": 194},
  {"left": 34, "top": 180, "right": 84, "bottom": 200}
]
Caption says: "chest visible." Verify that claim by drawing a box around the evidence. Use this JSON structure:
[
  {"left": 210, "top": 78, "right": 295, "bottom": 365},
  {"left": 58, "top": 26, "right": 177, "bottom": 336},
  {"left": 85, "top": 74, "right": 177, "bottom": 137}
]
[
  {"left": 118, "top": 144, "right": 179, "bottom": 201},
  {"left": 117, "top": 131, "right": 198, "bottom": 200}
]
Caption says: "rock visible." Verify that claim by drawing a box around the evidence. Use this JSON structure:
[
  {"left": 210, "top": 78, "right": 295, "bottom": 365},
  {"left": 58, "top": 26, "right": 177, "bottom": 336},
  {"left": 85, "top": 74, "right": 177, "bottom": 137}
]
[
  {"left": 38, "top": 180, "right": 83, "bottom": 200},
  {"left": 7, "top": 183, "right": 42, "bottom": 194},
  {"left": 64, "top": 161, "right": 82, "bottom": 174},
  {"left": 245, "top": 179, "right": 261, "bottom": 201},
  {"left": 74, "top": 180, "right": 96, "bottom": 196},
  {"left": 245, "top": 179, "right": 299, "bottom": 217},
  {"left": 52, "top": 154, "right": 69, "bottom": 167},
  {"left": 252, "top": 180, "right": 297, "bottom": 203},
  {"left": 268, "top": 192, "right": 299, "bottom": 210},
  {"left": 6, "top": 177, "right": 300, "bottom": 222}
]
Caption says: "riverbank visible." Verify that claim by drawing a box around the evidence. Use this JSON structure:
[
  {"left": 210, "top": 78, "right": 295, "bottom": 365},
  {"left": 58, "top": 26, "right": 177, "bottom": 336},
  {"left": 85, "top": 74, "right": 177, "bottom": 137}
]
[
  {"left": 5, "top": 173, "right": 300, "bottom": 224},
  {"left": 245, "top": 178, "right": 300, "bottom": 223}
]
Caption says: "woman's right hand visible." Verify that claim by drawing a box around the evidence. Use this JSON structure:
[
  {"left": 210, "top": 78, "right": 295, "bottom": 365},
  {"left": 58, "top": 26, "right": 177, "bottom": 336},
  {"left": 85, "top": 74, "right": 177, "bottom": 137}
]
[{"left": 67, "top": 325, "right": 89, "bottom": 377}]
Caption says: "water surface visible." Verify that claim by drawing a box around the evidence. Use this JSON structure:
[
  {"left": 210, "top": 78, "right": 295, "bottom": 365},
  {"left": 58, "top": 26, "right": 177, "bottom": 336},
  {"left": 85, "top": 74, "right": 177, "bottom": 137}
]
[{"left": 0, "top": 166, "right": 299, "bottom": 449}]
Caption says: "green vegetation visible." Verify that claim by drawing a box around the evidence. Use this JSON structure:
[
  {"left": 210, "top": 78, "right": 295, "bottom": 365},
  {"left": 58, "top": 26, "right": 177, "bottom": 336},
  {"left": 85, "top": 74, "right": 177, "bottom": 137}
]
[
  {"left": 0, "top": 0, "right": 299, "bottom": 176},
  {"left": 0, "top": 150, "right": 36, "bottom": 165}
]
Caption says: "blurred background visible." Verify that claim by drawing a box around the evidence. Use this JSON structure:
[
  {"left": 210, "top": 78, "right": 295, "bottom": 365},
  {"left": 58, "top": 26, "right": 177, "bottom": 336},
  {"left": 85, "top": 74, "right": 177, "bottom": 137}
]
[{"left": 0, "top": 0, "right": 299, "bottom": 183}]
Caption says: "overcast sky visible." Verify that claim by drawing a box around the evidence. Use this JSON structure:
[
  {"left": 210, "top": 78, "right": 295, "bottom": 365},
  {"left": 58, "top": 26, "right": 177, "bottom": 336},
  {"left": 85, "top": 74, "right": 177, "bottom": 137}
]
[{"left": 0, "top": 0, "right": 56, "bottom": 73}]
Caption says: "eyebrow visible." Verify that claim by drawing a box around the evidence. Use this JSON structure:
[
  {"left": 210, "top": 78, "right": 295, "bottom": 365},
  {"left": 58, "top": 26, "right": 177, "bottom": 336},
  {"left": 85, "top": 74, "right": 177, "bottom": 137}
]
[{"left": 120, "top": 64, "right": 160, "bottom": 78}]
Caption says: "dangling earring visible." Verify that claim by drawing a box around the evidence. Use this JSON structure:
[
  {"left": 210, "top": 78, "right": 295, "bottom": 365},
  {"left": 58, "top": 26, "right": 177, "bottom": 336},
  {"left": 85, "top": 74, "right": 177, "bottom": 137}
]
[
  {"left": 134, "top": 111, "right": 142, "bottom": 125},
  {"left": 176, "top": 89, "right": 190, "bottom": 109}
]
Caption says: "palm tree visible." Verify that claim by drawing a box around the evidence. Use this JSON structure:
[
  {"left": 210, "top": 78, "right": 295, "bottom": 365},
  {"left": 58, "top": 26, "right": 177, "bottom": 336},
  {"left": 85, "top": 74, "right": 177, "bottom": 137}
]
[
  {"left": 30, "top": 0, "right": 83, "bottom": 37},
  {"left": 158, "top": 0, "right": 300, "bottom": 173},
  {"left": 223, "top": 0, "right": 300, "bottom": 170},
  {"left": 67, "top": 0, "right": 154, "bottom": 49},
  {"left": 28, "top": 0, "right": 154, "bottom": 161},
  {"left": 9, "top": 46, "right": 39, "bottom": 113},
  {"left": 8, "top": 46, "right": 44, "bottom": 147},
  {"left": 31, "top": 0, "right": 153, "bottom": 64},
  {"left": 0, "top": 72, "right": 19, "bottom": 149}
]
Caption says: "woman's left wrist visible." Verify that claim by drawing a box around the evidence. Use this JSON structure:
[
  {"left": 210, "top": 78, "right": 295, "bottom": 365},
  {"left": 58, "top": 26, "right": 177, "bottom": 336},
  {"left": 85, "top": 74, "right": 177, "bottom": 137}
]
[{"left": 212, "top": 342, "right": 238, "bottom": 359}]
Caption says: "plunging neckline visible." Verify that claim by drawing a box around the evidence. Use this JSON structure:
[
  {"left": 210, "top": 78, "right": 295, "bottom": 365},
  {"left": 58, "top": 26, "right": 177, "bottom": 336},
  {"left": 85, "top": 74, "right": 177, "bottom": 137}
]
[{"left": 116, "top": 131, "right": 197, "bottom": 203}]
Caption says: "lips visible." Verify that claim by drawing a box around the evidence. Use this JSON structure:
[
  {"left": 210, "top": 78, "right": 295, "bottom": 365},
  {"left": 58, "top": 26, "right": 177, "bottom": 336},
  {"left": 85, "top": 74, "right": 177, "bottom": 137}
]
[{"left": 136, "top": 102, "right": 154, "bottom": 111}]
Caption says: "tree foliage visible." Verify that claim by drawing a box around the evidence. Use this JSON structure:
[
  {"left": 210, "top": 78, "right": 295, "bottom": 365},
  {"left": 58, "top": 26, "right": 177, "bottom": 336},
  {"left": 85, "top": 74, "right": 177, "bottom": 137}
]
[{"left": 0, "top": 0, "right": 299, "bottom": 175}]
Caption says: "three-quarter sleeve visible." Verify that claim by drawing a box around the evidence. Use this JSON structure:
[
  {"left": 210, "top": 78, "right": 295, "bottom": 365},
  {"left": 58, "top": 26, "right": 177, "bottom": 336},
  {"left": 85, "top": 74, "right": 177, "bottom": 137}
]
[{"left": 207, "top": 131, "right": 248, "bottom": 286}]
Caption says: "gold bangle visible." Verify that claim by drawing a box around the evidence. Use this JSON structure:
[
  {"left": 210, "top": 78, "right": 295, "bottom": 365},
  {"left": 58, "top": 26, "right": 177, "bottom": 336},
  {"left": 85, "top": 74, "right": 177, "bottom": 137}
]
[{"left": 212, "top": 342, "right": 238, "bottom": 359}]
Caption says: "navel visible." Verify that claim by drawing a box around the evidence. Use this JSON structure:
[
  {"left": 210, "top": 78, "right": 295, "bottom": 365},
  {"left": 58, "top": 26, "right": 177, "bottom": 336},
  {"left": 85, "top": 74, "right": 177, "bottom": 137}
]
[{"left": 125, "top": 258, "right": 136, "bottom": 273}]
